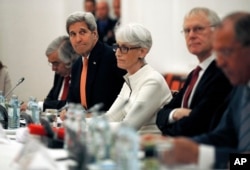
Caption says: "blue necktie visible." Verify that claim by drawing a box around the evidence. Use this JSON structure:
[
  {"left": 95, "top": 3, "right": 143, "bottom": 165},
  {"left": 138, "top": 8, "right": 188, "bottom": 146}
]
[{"left": 238, "top": 86, "right": 250, "bottom": 151}]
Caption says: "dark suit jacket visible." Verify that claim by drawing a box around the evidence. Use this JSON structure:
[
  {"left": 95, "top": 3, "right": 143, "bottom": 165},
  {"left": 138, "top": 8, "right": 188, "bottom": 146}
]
[
  {"left": 193, "top": 86, "right": 246, "bottom": 169},
  {"left": 43, "top": 73, "right": 66, "bottom": 111},
  {"left": 67, "top": 41, "right": 126, "bottom": 111},
  {"left": 96, "top": 17, "right": 117, "bottom": 46},
  {"left": 156, "top": 60, "right": 233, "bottom": 137}
]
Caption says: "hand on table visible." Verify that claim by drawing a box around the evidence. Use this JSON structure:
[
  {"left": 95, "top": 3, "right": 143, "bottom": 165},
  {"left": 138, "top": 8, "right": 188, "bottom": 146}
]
[{"left": 140, "top": 134, "right": 199, "bottom": 166}]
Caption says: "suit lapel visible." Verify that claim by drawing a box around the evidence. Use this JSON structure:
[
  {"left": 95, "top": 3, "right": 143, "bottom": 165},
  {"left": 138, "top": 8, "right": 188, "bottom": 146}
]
[
  {"left": 85, "top": 41, "right": 102, "bottom": 101},
  {"left": 190, "top": 60, "right": 217, "bottom": 106}
]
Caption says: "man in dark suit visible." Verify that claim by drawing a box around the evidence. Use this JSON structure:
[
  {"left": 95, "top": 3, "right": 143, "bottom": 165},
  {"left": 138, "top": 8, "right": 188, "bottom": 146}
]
[
  {"left": 95, "top": 0, "right": 117, "bottom": 46},
  {"left": 83, "top": 0, "right": 96, "bottom": 17},
  {"left": 156, "top": 7, "right": 232, "bottom": 137},
  {"left": 44, "top": 36, "right": 79, "bottom": 111},
  {"left": 143, "top": 11, "right": 250, "bottom": 169},
  {"left": 62, "top": 11, "right": 125, "bottom": 118},
  {"left": 44, "top": 74, "right": 65, "bottom": 110}
]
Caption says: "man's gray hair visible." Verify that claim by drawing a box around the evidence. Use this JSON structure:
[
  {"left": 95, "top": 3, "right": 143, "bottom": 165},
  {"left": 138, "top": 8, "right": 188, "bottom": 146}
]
[
  {"left": 66, "top": 11, "right": 97, "bottom": 33},
  {"left": 184, "top": 7, "right": 221, "bottom": 26},
  {"left": 45, "top": 36, "right": 79, "bottom": 68}
]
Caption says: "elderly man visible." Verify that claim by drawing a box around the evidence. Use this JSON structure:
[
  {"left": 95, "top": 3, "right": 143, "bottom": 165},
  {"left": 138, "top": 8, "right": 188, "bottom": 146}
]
[
  {"left": 156, "top": 7, "right": 232, "bottom": 137},
  {"left": 95, "top": 0, "right": 116, "bottom": 45},
  {"left": 60, "top": 11, "right": 125, "bottom": 120},
  {"left": 144, "top": 11, "right": 250, "bottom": 169},
  {"left": 20, "top": 36, "right": 78, "bottom": 112},
  {"left": 44, "top": 36, "right": 79, "bottom": 111},
  {"left": 83, "top": 0, "right": 96, "bottom": 16}
]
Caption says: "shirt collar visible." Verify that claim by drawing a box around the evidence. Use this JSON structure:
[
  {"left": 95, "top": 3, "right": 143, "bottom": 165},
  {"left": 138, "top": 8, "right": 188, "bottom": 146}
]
[
  {"left": 82, "top": 53, "right": 90, "bottom": 61},
  {"left": 198, "top": 55, "right": 215, "bottom": 71}
]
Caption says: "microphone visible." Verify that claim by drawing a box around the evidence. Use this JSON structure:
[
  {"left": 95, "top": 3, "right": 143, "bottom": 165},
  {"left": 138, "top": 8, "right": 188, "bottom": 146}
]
[
  {"left": 5, "top": 77, "right": 25, "bottom": 98},
  {"left": 16, "top": 77, "right": 25, "bottom": 86}
]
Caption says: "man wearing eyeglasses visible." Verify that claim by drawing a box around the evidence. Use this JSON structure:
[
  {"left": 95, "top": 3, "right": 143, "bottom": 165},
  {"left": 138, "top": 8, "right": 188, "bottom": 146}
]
[
  {"left": 44, "top": 36, "right": 80, "bottom": 111},
  {"left": 143, "top": 11, "right": 250, "bottom": 170},
  {"left": 20, "top": 36, "right": 79, "bottom": 113},
  {"left": 156, "top": 7, "right": 233, "bottom": 137},
  {"left": 60, "top": 11, "right": 125, "bottom": 120}
]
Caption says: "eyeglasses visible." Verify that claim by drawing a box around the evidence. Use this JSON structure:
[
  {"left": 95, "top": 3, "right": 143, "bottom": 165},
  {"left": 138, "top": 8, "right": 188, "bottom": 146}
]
[
  {"left": 48, "top": 61, "right": 61, "bottom": 67},
  {"left": 181, "top": 25, "right": 215, "bottom": 36},
  {"left": 113, "top": 44, "right": 141, "bottom": 54}
]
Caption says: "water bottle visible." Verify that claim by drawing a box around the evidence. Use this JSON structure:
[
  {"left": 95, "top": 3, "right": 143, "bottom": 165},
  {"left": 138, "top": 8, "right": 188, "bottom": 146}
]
[
  {"left": 74, "top": 104, "right": 88, "bottom": 170},
  {"left": 8, "top": 95, "right": 20, "bottom": 129},
  {"left": 75, "top": 104, "right": 87, "bottom": 142},
  {"left": 114, "top": 123, "right": 140, "bottom": 170},
  {"left": 63, "top": 102, "right": 75, "bottom": 150},
  {"left": 26, "top": 96, "right": 36, "bottom": 116},
  {"left": 142, "top": 141, "right": 159, "bottom": 170},
  {"left": 31, "top": 98, "right": 40, "bottom": 124},
  {"left": 87, "top": 110, "right": 114, "bottom": 170},
  {"left": 64, "top": 103, "right": 88, "bottom": 170}
]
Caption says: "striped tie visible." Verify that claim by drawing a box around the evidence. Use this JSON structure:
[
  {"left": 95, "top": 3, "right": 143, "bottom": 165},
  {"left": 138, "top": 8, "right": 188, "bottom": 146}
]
[{"left": 238, "top": 86, "right": 250, "bottom": 151}]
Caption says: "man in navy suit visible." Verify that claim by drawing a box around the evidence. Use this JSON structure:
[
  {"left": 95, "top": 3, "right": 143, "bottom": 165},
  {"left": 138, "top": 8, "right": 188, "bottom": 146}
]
[
  {"left": 144, "top": 11, "right": 250, "bottom": 169},
  {"left": 44, "top": 36, "right": 79, "bottom": 111},
  {"left": 62, "top": 11, "right": 125, "bottom": 118},
  {"left": 21, "top": 36, "right": 78, "bottom": 114},
  {"left": 156, "top": 7, "right": 232, "bottom": 137},
  {"left": 95, "top": 0, "right": 117, "bottom": 46}
]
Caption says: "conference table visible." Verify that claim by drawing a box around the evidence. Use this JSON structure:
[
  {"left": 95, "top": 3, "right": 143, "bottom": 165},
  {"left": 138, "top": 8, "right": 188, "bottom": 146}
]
[
  {"left": 0, "top": 128, "right": 73, "bottom": 170},
  {"left": 0, "top": 128, "right": 199, "bottom": 170}
]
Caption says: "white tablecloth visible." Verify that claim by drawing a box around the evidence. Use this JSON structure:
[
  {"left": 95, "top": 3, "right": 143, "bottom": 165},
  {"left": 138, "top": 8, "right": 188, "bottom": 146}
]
[{"left": 0, "top": 141, "right": 71, "bottom": 170}]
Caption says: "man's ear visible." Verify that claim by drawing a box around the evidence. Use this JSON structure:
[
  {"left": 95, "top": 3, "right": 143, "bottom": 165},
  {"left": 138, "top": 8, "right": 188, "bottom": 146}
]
[{"left": 93, "top": 30, "right": 99, "bottom": 39}]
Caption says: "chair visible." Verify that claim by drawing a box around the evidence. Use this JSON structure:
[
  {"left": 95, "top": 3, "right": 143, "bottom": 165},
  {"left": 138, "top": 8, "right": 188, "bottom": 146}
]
[{"left": 164, "top": 73, "right": 187, "bottom": 91}]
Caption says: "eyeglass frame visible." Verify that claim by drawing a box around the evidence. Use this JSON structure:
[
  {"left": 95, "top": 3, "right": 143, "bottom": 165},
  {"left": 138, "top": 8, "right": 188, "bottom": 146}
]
[
  {"left": 48, "top": 61, "right": 61, "bottom": 67},
  {"left": 113, "top": 44, "right": 141, "bottom": 54},
  {"left": 181, "top": 25, "right": 216, "bottom": 36}
]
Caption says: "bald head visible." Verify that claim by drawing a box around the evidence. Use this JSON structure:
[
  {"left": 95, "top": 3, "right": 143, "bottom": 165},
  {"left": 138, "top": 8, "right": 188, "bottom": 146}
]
[{"left": 96, "top": 0, "right": 109, "bottom": 20}]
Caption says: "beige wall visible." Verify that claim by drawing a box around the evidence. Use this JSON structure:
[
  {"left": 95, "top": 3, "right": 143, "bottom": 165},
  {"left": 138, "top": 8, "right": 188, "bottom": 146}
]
[
  {"left": 122, "top": 0, "right": 250, "bottom": 74},
  {"left": 0, "top": 0, "right": 249, "bottom": 101}
]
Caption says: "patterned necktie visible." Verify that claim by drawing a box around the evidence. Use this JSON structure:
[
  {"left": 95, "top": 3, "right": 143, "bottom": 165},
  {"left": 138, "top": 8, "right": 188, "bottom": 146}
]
[
  {"left": 80, "top": 57, "right": 88, "bottom": 108},
  {"left": 183, "top": 66, "right": 202, "bottom": 108},
  {"left": 238, "top": 86, "right": 250, "bottom": 151},
  {"left": 61, "top": 76, "right": 70, "bottom": 100}
]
